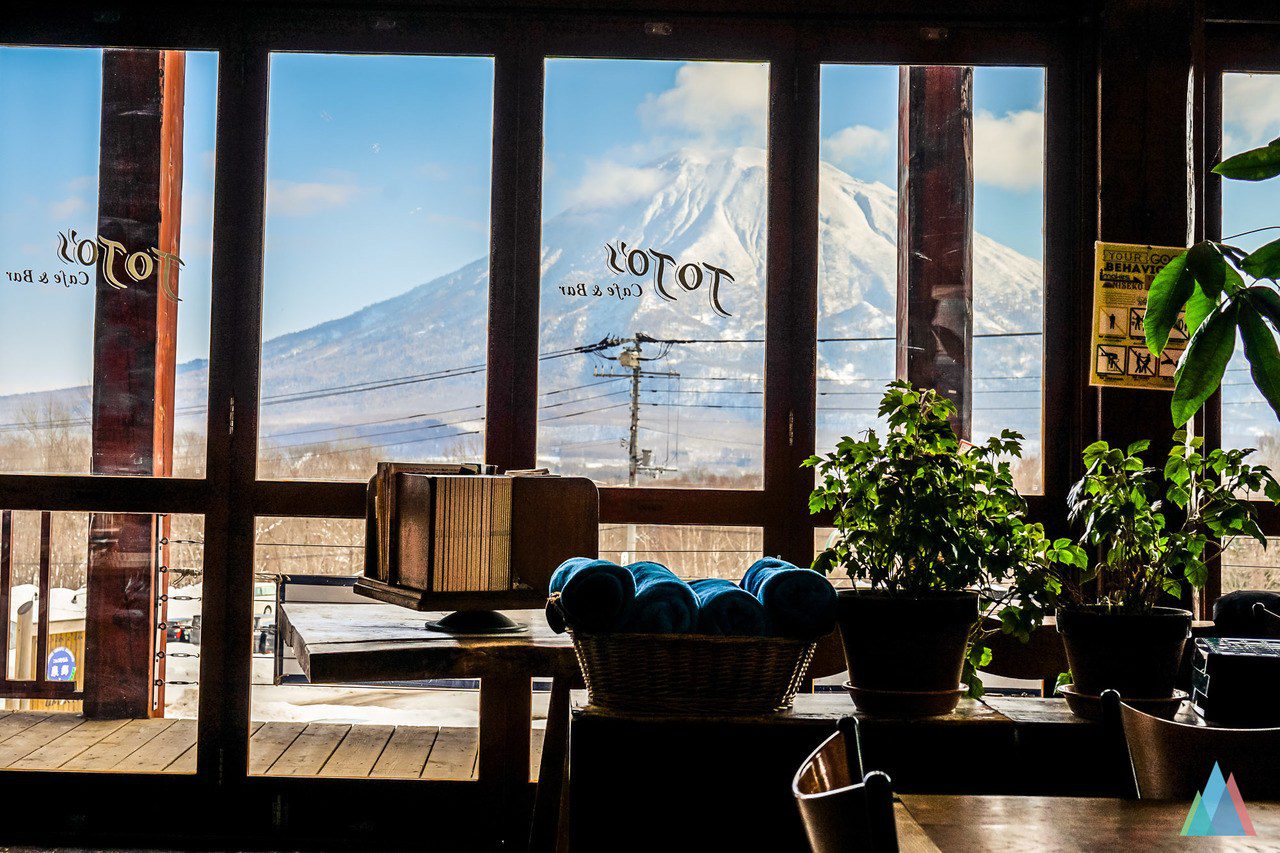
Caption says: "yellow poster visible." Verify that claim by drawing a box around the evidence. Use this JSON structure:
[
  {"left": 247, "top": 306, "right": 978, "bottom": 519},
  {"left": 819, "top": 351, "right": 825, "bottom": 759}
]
[{"left": 1090, "top": 241, "right": 1188, "bottom": 390}]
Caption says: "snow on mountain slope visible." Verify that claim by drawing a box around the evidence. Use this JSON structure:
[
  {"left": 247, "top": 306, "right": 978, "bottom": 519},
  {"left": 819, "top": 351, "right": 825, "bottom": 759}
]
[{"left": 2, "top": 147, "right": 1049, "bottom": 477}]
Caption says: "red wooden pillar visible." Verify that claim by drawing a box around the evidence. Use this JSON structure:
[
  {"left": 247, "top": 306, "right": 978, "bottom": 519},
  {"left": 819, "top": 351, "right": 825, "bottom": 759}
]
[
  {"left": 896, "top": 65, "right": 974, "bottom": 438},
  {"left": 84, "top": 49, "right": 185, "bottom": 718}
]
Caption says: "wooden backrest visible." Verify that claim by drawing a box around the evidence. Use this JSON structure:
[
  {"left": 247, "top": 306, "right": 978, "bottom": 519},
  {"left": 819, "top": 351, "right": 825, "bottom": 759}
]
[
  {"left": 980, "top": 618, "right": 1068, "bottom": 693},
  {"left": 792, "top": 720, "right": 898, "bottom": 853},
  {"left": 1120, "top": 702, "right": 1280, "bottom": 800}
]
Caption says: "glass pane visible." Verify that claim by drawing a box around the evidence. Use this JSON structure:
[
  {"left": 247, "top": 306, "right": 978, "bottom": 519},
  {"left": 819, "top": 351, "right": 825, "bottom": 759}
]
[
  {"left": 1221, "top": 72, "right": 1280, "bottom": 459},
  {"left": 598, "top": 523, "right": 763, "bottom": 581},
  {"left": 971, "top": 67, "right": 1046, "bottom": 494},
  {"left": 259, "top": 54, "right": 494, "bottom": 480},
  {"left": 816, "top": 65, "right": 1046, "bottom": 494},
  {"left": 251, "top": 517, "right": 527, "bottom": 782},
  {"left": 816, "top": 64, "right": 899, "bottom": 456},
  {"left": 0, "top": 47, "right": 216, "bottom": 477},
  {"left": 0, "top": 511, "right": 203, "bottom": 774},
  {"left": 1222, "top": 536, "right": 1280, "bottom": 594},
  {"left": 538, "top": 59, "right": 769, "bottom": 488}
]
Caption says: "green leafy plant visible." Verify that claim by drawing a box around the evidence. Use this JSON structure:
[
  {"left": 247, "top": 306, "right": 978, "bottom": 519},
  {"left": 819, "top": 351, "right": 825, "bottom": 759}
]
[
  {"left": 805, "top": 381, "right": 1085, "bottom": 696},
  {"left": 1145, "top": 137, "right": 1280, "bottom": 426},
  {"left": 1065, "top": 432, "right": 1280, "bottom": 613}
]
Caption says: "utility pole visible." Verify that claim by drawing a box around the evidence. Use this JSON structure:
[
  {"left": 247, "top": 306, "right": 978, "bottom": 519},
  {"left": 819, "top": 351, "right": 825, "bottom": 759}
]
[{"left": 594, "top": 334, "right": 680, "bottom": 562}]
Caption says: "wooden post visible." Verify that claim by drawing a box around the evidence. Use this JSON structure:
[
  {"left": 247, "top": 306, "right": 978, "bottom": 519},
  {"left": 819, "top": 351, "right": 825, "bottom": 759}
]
[
  {"left": 84, "top": 49, "right": 185, "bottom": 719},
  {"left": 896, "top": 65, "right": 974, "bottom": 438},
  {"left": 1095, "top": 0, "right": 1201, "bottom": 456}
]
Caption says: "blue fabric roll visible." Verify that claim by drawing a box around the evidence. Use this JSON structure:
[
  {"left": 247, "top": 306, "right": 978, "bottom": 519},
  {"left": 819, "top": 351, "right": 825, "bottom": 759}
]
[
  {"left": 548, "top": 557, "right": 636, "bottom": 634},
  {"left": 690, "top": 578, "right": 768, "bottom": 637},
  {"left": 623, "top": 561, "right": 699, "bottom": 633},
  {"left": 741, "top": 558, "right": 837, "bottom": 640}
]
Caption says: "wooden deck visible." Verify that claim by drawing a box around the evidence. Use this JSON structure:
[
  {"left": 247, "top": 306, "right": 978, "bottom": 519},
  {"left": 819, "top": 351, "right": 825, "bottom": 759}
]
[{"left": 0, "top": 711, "right": 541, "bottom": 780}]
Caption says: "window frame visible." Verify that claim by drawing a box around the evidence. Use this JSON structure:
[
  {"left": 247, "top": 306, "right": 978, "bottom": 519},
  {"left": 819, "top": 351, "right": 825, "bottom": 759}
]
[
  {"left": 0, "top": 3, "right": 1091, "bottom": 837},
  {"left": 1203, "top": 21, "right": 1280, "bottom": 607}
]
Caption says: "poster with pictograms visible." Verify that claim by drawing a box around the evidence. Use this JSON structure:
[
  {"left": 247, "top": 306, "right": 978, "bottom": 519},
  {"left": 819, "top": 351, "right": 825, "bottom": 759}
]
[{"left": 1090, "top": 241, "right": 1188, "bottom": 390}]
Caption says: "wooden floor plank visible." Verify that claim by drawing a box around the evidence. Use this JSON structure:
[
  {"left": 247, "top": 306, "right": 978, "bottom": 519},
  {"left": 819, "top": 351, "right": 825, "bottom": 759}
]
[
  {"left": 318, "top": 724, "right": 394, "bottom": 778},
  {"left": 423, "top": 726, "right": 479, "bottom": 781},
  {"left": 0, "top": 714, "right": 86, "bottom": 767},
  {"left": 249, "top": 722, "right": 307, "bottom": 775},
  {"left": 167, "top": 722, "right": 264, "bottom": 776},
  {"left": 371, "top": 725, "right": 438, "bottom": 779},
  {"left": 116, "top": 718, "right": 197, "bottom": 773},
  {"left": 267, "top": 723, "right": 350, "bottom": 777},
  {"left": 0, "top": 712, "right": 50, "bottom": 744},
  {"left": 63, "top": 718, "right": 176, "bottom": 771},
  {"left": 530, "top": 725, "right": 546, "bottom": 783},
  {"left": 12, "top": 718, "right": 130, "bottom": 770}
]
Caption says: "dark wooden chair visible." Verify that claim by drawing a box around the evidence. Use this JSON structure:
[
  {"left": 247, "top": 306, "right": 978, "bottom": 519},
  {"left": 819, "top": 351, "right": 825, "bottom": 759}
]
[
  {"left": 792, "top": 717, "right": 898, "bottom": 853},
  {"left": 1103, "top": 689, "right": 1280, "bottom": 801}
]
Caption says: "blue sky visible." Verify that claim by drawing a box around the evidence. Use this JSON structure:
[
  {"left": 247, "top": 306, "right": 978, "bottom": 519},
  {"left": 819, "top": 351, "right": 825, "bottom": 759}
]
[{"left": 7, "top": 50, "right": 1273, "bottom": 399}]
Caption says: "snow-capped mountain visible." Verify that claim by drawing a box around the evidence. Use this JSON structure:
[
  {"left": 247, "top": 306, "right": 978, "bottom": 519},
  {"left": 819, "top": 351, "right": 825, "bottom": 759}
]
[{"left": 1, "top": 147, "right": 1049, "bottom": 480}]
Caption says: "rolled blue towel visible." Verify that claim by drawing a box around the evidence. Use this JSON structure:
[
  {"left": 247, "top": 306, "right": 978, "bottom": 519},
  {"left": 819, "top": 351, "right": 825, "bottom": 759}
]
[
  {"left": 622, "top": 561, "right": 699, "bottom": 633},
  {"left": 548, "top": 557, "right": 636, "bottom": 634},
  {"left": 690, "top": 578, "right": 767, "bottom": 637},
  {"left": 741, "top": 557, "right": 837, "bottom": 640}
]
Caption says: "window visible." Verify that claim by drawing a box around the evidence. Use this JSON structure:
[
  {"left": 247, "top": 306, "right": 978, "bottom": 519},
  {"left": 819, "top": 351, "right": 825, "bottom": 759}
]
[
  {"left": 598, "top": 524, "right": 763, "bottom": 580},
  {"left": 1220, "top": 72, "right": 1280, "bottom": 466},
  {"left": 815, "top": 64, "right": 1047, "bottom": 494},
  {"left": 0, "top": 47, "right": 216, "bottom": 478},
  {"left": 537, "top": 59, "right": 769, "bottom": 489},
  {"left": 1217, "top": 71, "right": 1280, "bottom": 596},
  {"left": 260, "top": 53, "right": 494, "bottom": 481}
]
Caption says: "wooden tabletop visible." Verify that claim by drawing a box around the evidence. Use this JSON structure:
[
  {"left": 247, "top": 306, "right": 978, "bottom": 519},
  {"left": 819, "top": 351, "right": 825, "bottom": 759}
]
[
  {"left": 279, "top": 601, "right": 578, "bottom": 683},
  {"left": 895, "top": 795, "right": 1280, "bottom": 851}
]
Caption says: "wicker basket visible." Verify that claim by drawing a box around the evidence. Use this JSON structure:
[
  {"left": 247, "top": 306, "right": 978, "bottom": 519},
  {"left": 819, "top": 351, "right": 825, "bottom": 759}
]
[{"left": 569, "top": 630, "right": 817, "bottom": 715}]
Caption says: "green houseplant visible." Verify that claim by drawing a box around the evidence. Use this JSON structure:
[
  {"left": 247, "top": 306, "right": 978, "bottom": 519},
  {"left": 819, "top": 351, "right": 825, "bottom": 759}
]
[
  {"left": 1145, "top": 137, "right": 1280, "bottom": 426},
  {"left": 1056, "top": 433, "right": 1280, "bottom": 709},
  {"left": 806, "top": 381, "right": 1084, "bottom": 715}
]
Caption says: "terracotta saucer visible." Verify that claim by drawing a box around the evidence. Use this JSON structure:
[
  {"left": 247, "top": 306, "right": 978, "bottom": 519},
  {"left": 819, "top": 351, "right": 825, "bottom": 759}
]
[
  {"left": 843, "top": 682, "right": 966, "bottom": 717},
  {"left": 1058, "top": 683, "right": 1188, "bottom": 721}
]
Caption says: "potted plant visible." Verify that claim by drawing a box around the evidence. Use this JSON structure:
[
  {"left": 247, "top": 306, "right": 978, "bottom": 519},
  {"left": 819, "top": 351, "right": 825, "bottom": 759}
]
[
  {"left": 806, "top": 381, "right": 1083, "bottom": 715},
  {"left": 1057, "top": 432, "right": 1280, "bottom": 712}
]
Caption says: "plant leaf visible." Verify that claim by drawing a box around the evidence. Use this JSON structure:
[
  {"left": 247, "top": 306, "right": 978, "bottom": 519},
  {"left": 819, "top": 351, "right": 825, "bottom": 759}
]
[
  {"left": 1172, "top": 301, "right": 1240, "bottom": 427},
  {"left": 1145, "top": 250, "right": 1193, "bottom": 355},
  {"left": 1184, "top": 282, "right": 1219, "bottom": 338},
  {"left": 1249, "top": 285, "right": 1280, "bottom": 329},
  {"left": 1187, "top": 241, "right": 1227, "bottom": 296},
  {"left": 1243, "top": 238, "right": 1280, "bottom": 280},
  {"left": 1239, "top": 308, "right": 1280, "bottom": 422},
  {"left": 1214, "top": 143, "right": 1280, "bottom": 181}
]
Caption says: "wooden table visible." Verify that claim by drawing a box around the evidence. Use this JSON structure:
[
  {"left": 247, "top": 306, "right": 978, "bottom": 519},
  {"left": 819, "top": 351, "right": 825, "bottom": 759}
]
[
  {"left": 279, "top": 601, "right": 578, "bottom": 849},
  {"left": 895, "top": 795, "right": 1280, "bottom": 851}
]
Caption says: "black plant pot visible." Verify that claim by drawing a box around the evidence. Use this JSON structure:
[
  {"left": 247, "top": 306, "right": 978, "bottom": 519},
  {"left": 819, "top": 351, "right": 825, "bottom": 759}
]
[
  {"left": 1056, "top": 605, "right": 1192, "bottom": 700},
  {"left": 837, "top": 590, "right": 978, "bottom": 716}
]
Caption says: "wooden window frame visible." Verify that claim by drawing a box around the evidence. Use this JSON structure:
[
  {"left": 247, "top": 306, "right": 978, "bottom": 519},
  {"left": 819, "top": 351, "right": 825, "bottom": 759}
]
[{"left": 0, "top": 2, "right": 1090, "bottom": 840}]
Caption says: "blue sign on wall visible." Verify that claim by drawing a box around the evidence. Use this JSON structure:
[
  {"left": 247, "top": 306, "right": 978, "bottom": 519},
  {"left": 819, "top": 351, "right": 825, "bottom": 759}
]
[{"left": 46, "top": 646, "right": 76, "bottom": 682}]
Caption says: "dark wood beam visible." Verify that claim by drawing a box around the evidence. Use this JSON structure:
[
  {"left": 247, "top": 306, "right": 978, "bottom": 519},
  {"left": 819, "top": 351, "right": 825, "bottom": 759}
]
[
  {"left": 896, "top": 65, "right": 974, "bottom": 437},
  {"left": 84, "top": 49, "right": 185, "bottom": 719},
  {"left": 1095, "top": 0, "right": 1202, "bottom": 455}
]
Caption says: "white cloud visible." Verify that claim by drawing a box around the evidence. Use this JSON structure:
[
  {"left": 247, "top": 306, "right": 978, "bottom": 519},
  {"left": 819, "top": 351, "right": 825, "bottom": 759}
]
[
  {"left": 267, "top": 180, "right": 360, "bottom": 217},
  {"left": 1223, "top": 73, "right": 1280, "bottom": 150},
  {"left": 564, "top": 161, "right": 669, "bottom": 210},
  {"left": 48, "top": 196, "right": 86, "bottom": 220},
  {"left": 973, "top": 109, "right": 1044, "bottom": 192},
  {"left": 823, "top": 125, "right": 891, "bottom": 166},
  {"left": 639, "top": 62, "right": 769, "bottom": 139}
]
